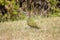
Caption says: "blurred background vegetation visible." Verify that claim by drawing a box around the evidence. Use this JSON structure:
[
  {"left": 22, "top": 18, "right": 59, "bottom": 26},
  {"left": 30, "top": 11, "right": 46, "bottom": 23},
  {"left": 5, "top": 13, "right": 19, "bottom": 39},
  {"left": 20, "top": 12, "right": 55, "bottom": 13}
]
[{"left": 0, "top": 0, "right": 60, "bottom": 22}]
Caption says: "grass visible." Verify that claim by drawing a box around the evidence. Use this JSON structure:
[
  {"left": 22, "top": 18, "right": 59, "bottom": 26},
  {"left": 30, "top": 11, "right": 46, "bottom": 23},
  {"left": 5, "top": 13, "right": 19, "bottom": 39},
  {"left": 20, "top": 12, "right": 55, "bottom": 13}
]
[{"left": 0, "top": 17, "right": 60, "bottom": 40}]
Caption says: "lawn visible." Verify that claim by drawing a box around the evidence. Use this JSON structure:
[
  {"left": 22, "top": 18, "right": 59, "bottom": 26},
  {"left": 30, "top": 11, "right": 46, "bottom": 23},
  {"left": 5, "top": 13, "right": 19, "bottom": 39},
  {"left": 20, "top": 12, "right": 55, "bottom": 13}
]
[{"left": 0, "top": 17, "right": 60, "bottom": 40}]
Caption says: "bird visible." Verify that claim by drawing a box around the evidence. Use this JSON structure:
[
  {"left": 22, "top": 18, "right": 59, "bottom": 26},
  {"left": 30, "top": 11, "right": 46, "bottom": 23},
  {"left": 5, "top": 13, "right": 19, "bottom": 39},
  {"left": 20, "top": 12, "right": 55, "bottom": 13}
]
[{"left": 27, "top": 17, "right": 39, "bottom": 29}]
